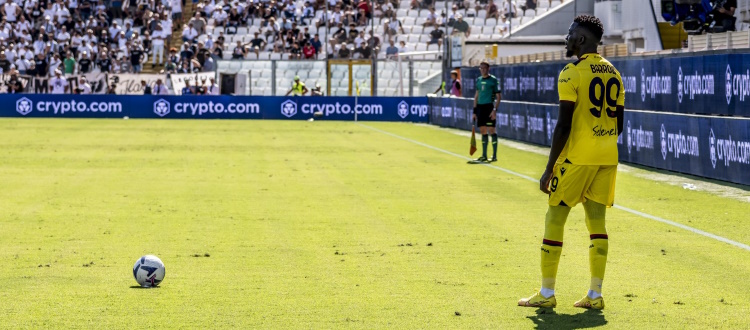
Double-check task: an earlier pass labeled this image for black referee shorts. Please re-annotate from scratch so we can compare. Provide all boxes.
[475,103,496,127]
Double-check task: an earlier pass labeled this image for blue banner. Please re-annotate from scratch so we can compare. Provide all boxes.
[462,53,750,117]
[1,95,430,122]
[428,97,750,185]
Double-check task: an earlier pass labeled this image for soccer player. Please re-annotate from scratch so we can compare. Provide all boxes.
[472,62,502,162]
[518,15,624,310]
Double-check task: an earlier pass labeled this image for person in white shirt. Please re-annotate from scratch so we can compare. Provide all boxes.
[33,34,46,54]
[117,31,128,51]
[211,8,227,26]
[204,0,215,15]
[78,77,92,94]
[17,29,32,43]
[153,79,169,95]
[15,15,31,32]
[171,0,183,25]
[152,24,166,66]
[83,29,97,45]
[207,77,219,95]
[181,23,198,42]
[109,22,122,39]
[56,26,71,43]
[5,45,16,62]
[48,53,62,76]
[14,57,29,74]
[4,0,20,23]
[49,70,68,94]
[161,17,173,36]
[56,6,70,25]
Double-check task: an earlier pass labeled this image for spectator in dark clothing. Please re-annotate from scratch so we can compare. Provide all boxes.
[78,52,94,73]
[96,53,112,73]
[338,42,351,58]
[0,52,11,72]
[180,43,195,60]
[712,0,737,32]
[142,80,152,94]
[7,73,24,93]
[34,54,49,77]
[427,27,444,51]
[311,34,322,54]
[130,46,145,73]
[249,32,267,58]
[520,0,537,12]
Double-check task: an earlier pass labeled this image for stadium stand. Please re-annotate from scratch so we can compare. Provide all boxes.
[2,0,748,95]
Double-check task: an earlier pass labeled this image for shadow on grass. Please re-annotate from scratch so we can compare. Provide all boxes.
[526,309,607,330]
[129,286,160,289]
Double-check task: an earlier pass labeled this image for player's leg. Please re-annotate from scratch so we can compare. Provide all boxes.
[479,121,490,160]
[574,165,617,310]
[487,125,498,162]
[518,205,570,308]
[478,105,491,161]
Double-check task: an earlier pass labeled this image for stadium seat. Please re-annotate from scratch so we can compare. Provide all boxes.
[511,17,522,27]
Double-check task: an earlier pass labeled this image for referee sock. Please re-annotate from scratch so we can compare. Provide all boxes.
[481,134,488,158]
[491,134,498,158]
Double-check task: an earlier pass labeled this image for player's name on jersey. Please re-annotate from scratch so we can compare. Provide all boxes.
[590,64,617,74]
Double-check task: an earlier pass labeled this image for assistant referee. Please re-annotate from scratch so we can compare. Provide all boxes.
[472,61,502,162]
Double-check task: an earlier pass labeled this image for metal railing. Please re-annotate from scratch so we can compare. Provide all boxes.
[216,59,442,96]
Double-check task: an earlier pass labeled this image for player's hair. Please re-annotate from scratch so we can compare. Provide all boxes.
[574,15,604,42]
[479,61,490,67]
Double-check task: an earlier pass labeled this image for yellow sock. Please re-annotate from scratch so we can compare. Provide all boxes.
[540,205,571,292]
[584,200,609,294]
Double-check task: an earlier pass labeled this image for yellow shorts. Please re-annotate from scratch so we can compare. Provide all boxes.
[548,163,617,207]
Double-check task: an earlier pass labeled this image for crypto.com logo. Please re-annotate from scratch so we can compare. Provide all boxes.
[397,101,409,119]
[627,120,632,154]
[726,64,732,105]
[709,128,717,169]
[153,99,170,117]
[281,100,297,118]
[16,97,33,116]
[677,67,683,103]
[660,124,668,160]
[641,68,646,102]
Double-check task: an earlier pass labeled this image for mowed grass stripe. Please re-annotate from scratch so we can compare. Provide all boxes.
[363,122,750,247]
[0,119,747,328]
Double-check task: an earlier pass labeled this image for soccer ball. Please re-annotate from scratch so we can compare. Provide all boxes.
[133,255,165,287]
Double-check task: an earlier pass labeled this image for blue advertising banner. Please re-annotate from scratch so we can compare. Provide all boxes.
[428,97,750,185]
[1,95,430,122]
[461,53,750,117]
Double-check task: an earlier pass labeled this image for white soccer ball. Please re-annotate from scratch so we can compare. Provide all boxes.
[133,255,166,287]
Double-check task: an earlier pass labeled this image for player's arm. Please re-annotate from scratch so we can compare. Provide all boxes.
[541,63,578,193]
[541,101,574,193]
[302,85,308,95]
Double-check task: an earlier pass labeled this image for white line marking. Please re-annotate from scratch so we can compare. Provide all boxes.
[359,123,750,252]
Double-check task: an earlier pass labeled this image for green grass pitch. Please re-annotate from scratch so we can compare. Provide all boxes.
[1,119,749,328]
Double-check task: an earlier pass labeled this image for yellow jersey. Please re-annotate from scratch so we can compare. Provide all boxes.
[557,53,625,165]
